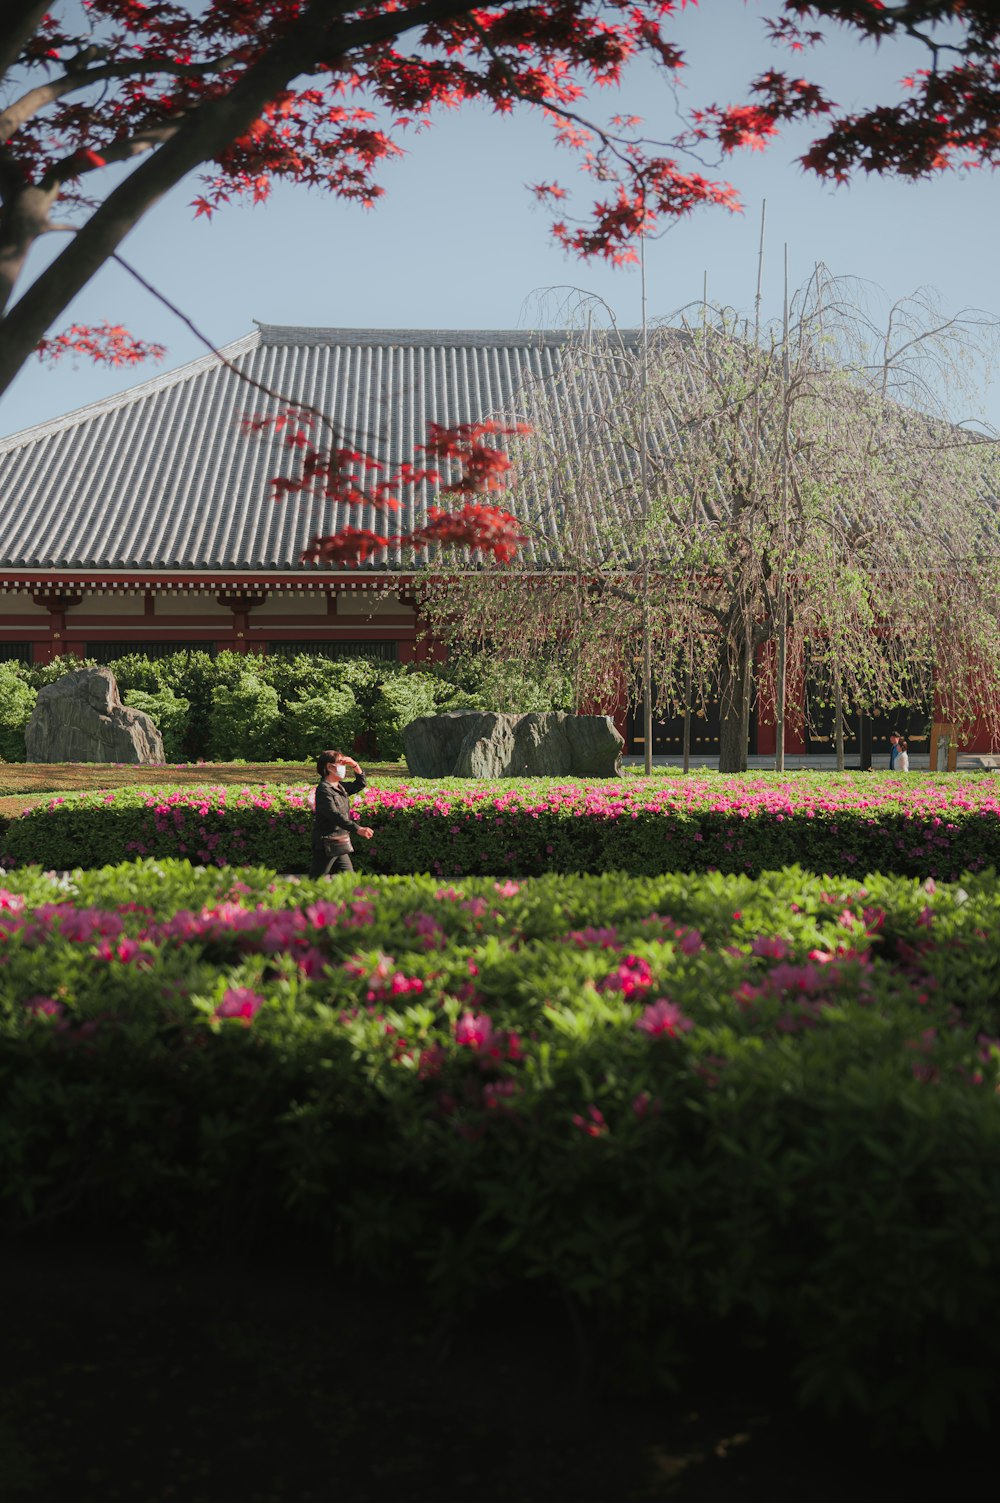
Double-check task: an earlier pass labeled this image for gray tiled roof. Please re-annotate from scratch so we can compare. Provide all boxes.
[0,325,583,573]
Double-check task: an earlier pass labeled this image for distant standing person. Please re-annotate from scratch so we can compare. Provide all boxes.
[310,749,373,877]
[888,732,901,770]
[895,737,910,773]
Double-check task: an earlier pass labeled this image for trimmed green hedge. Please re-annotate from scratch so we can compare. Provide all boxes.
[0,651,573,762]
[4,774,1000,879]
[2,861,1000,1444]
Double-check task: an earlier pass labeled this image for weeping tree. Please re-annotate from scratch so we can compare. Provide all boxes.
[415,324,716,741]
[418,278,1000,770]
[773,276,1000,765]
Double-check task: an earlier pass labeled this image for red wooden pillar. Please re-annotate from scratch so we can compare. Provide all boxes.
[31,591,81,663]
[217,592,266,656]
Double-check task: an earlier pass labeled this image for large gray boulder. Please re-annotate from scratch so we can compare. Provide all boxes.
[404,711,623,779]
[25,667,165,764]
[399,711,487,779]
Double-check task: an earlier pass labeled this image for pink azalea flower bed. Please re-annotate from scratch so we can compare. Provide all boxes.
[3,773,1000,878]
[2,859,1000,1443]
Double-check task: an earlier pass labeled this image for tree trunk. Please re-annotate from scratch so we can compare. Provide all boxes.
[834,671,845,772]
[718,631,752,773]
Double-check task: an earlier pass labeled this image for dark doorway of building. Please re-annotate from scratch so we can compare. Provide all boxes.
[804,659,932,759]
[626,695,757,758]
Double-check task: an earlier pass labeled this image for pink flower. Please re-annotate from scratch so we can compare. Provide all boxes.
[24,995,65,1020]
[677,929,704,955]
[483,1079,519,1108]
[214,986,265,1023]
[572,1105,607,1137]
[601,955,654,997]
[493,880,520,897]
[297,947,329,979]
[751,935,790,961]
[389,972,424,996]
[96,937,149,966]
[417,1044,446,1080]
[455,1011,496,1051]
[636,998,694,1039]
[565,926,620,949]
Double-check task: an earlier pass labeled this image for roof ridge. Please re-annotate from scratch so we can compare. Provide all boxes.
[0,329,262,450]
[253,323,641,349]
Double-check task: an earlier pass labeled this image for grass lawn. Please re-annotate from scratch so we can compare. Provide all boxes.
[0,760,409,817]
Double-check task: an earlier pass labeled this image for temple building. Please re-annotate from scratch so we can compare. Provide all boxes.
[0,325,977,758]
[0,325,565,670]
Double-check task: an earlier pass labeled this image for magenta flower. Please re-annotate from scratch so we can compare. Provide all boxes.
[601,955,654,997]
[417,1044,446,1080]
[24,995,65,1020]
[455,1011,496,1051]
[636,998,694,1039]
[95,936,149,966]
[571,1105,607,1137]
[483,1079,519,1109]
[751,935,791,960]
[214,986,265,1023]
[566,926,620,949]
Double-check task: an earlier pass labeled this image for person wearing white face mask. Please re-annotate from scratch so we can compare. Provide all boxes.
[310,748,373,878]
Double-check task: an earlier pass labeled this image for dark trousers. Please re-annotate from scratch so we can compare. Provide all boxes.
[309,846,355,879]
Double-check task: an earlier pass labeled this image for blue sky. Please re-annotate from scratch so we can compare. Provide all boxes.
[2,2,999,438]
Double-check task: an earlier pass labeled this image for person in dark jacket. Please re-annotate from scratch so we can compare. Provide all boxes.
[310,749,373,878]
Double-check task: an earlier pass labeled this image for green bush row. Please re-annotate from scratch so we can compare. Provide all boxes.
[2,861,1000,1444]
[4,778,1000,881]
[0,652,573,762]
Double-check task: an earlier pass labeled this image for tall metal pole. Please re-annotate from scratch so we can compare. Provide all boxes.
[815,263,846,771]
[736,201,767,773]
[775,242,790,772]
[754,201,766,345]
[683,270,707,775]
[640,222,653,775]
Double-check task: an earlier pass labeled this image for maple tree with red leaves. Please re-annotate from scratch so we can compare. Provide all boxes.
[34,318,165,367]
[0,1,997,566]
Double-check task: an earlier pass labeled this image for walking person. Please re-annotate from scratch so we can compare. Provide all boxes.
[888,732,901,770]
[310,749,373,878]
[895,737,910,773]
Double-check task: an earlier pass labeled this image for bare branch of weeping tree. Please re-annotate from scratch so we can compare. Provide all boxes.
[419,274,1000,765]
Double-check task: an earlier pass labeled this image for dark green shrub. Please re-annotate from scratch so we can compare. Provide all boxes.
[283,686,361,760]
[371,671,441,758]
[207,675,281,760]
[106,652,169,694]
[0,664,35,761]
[123,687,191,761]
[24,654,98,690]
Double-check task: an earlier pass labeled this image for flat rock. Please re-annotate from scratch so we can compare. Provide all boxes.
[25,667,165,764]
[403,711,622,778]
